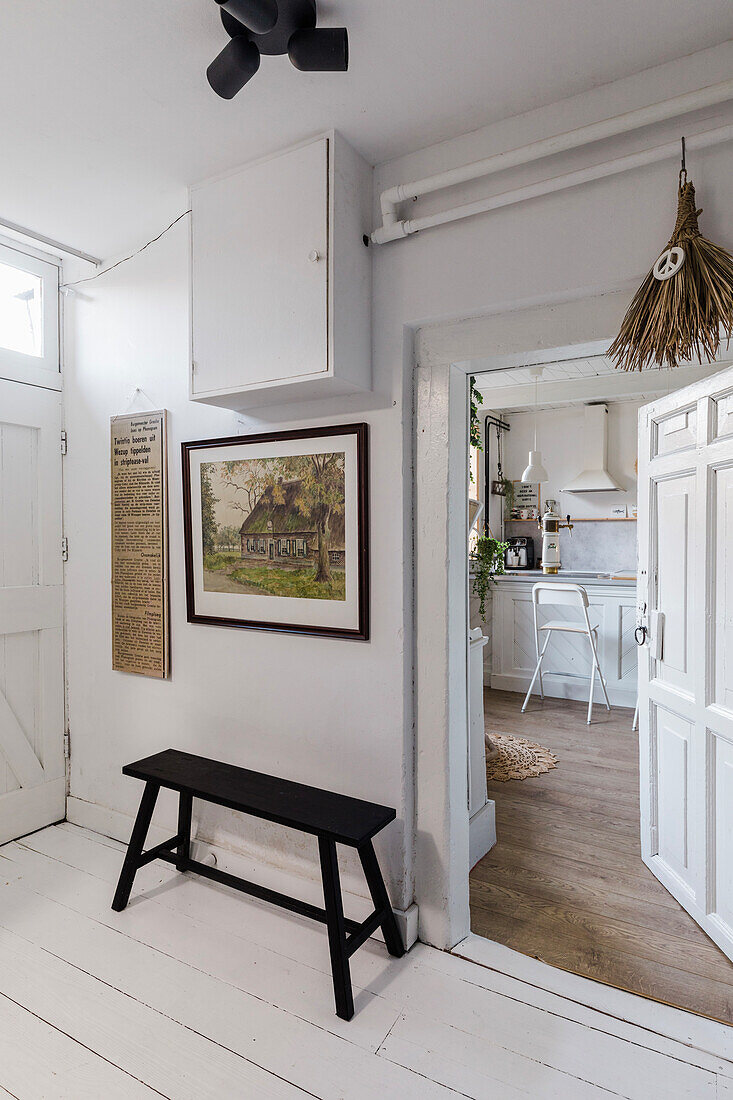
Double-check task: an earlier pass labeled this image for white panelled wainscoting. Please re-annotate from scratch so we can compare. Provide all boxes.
[1,823,733,1099]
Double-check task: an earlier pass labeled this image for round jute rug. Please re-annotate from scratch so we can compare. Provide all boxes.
[485,732,558,782]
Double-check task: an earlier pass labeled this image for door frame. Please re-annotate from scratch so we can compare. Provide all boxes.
[413,286,645,951]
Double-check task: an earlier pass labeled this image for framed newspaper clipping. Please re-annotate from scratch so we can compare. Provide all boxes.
[111,410,170,677]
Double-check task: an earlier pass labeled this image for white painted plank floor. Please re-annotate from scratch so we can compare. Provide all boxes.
[0,823,731,1099]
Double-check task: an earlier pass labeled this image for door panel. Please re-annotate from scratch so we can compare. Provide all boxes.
[713,388,733,442]
[0,379,64,844]
[0,422,39,586]
[714,464,733,712]
[653,403,697,456]
[654,705,693,890]
[639,363,733,959]
[653,474,695,693]
[712,731,733,936]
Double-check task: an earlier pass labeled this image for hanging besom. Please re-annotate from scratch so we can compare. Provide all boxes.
[610,137,733,371]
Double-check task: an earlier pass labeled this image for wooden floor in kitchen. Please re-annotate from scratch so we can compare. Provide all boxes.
[470,688,733,1025]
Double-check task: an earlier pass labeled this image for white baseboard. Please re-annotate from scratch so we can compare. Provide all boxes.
[469,799,496,869]
[66,796,419,949]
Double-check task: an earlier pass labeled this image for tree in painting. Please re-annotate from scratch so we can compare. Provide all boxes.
[218,460,283,521]
[200,466,219,555]
[291,453,345,583]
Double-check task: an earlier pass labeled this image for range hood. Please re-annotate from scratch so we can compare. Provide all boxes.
[563,404,623,494]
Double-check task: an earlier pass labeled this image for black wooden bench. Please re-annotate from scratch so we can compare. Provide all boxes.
[111,749,405,1020]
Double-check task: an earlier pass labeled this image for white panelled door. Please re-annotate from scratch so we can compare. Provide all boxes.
[0,378,64,844]
[637,362,733,958]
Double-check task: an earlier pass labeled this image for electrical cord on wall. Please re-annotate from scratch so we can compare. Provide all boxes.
[60,209,191,291]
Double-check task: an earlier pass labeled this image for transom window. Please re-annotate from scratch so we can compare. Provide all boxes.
[0,241,59,388]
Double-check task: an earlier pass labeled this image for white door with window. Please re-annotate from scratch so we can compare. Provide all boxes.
[638,362,733,958]
[0,243,64,844]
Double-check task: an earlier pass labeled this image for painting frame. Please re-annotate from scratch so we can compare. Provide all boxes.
[181,423,369,640]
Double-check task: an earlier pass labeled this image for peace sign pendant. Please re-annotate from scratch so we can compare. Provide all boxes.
[653,246,685,281]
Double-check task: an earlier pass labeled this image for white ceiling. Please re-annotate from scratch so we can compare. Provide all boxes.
[473,354,733,411]
[480,356,616,390]
[2,2,733,258]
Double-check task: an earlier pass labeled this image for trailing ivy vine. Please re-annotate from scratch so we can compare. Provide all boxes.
[471,534,508,617]
[469,377,483,481]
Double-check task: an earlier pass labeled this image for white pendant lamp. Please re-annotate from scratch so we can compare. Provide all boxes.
[521,367,548,483]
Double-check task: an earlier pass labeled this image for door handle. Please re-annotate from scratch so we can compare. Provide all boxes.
[634,625,647,646]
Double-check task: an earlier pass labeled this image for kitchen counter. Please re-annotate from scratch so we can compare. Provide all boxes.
[498,569,637,585]
[491,571,637,706]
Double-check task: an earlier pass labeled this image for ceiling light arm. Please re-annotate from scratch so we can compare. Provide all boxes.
[214,0,278,35]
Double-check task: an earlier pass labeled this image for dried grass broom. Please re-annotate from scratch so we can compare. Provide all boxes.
[609,157,733,372]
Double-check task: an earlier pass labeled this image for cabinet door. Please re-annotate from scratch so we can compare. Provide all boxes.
[192,137,328,396]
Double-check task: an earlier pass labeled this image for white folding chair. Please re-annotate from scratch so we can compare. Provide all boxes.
[521,582,611,725]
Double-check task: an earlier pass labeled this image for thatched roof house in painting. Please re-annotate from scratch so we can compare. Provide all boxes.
[239,479,345,566]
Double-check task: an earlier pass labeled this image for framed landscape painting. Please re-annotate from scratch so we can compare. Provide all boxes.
[182,424,369,639]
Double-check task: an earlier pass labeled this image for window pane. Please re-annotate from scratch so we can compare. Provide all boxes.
[0,261,43,357]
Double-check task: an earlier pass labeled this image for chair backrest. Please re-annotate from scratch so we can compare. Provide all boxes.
[531,581,589,609]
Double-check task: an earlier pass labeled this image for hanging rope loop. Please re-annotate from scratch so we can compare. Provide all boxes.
[671,181,702,242]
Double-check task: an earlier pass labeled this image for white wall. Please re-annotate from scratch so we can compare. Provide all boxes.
[63,218,413,907]
[501,402,642,519]
[63,40,733,932]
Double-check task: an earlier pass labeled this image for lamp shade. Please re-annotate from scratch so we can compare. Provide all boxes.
[521,450,548,483]
[207,36,260,98]
[289,27,348,70]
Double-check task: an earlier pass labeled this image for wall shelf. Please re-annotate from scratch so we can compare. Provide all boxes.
[506,517,637,523]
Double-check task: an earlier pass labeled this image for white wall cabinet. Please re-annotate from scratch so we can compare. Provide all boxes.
[190,132,372,412]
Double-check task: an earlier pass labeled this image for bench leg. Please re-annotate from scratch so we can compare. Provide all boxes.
[318,837,354,1021]
[111,781,160,912]
[358,840,405,958]
[177,792,192,872]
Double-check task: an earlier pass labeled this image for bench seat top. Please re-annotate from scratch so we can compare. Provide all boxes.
[123,749,396,847]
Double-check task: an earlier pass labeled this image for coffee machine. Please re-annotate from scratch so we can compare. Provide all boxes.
[505,536,535,570]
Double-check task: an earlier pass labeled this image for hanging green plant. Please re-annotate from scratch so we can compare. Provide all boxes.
[471,534,508,617]
[469,377,483,481]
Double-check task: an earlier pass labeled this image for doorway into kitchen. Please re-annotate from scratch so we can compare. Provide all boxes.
[466,349,733,1024]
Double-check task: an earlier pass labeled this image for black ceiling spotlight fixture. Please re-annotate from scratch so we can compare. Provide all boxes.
[207,0,348,99]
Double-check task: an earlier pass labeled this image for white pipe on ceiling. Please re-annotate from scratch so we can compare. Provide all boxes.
[371,78,733,245]
[372,122,733,244]
[0,216,101,266]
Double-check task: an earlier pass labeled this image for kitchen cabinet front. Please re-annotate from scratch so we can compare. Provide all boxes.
[491,575,637,707]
